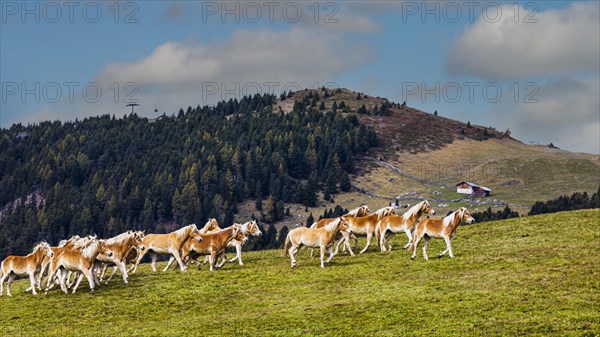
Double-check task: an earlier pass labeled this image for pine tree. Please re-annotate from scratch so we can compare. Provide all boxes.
[306,213,315,227]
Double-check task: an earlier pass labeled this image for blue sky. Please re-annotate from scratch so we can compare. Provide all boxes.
[1,1,598,153]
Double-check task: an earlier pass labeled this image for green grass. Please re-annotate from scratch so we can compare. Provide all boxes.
[2,210,599,336]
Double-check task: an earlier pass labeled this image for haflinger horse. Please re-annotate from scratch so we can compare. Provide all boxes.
[336,206,396,254]
[130,224,200,273]
[94,230,145,285]
[37,235,96,292]
[376,200,436,252]
[309,205,371,257]
[167,224,245,271]
[284,217,350,268]
[410,207,475,260]
[226,220,262,265]
[0,242,53,296]
[45,238,114,294]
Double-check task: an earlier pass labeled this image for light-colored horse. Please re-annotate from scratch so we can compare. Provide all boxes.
[130,224,200,273]
[336,206,396,254]
[0,242,53,296]
[284,217,350,268]
[376,200,436,252]
[45,238,113,294]
[226,220,262,265]
[167,224,245,271]
[95,230,145,285]
[411,207,475,260]
[309,205,371,257]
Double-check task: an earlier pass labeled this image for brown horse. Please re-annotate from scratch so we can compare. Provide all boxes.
[337,206,396,254]
[45,238,113,294]
[411,207,475,260]
[309,205,371,257]
[284,217,350,268]
[167,224,245,271]
[96,230,145,285]
[226,220,262,265]
[1,242,53,296]
[376,200,435,252]
[130,224,200,273]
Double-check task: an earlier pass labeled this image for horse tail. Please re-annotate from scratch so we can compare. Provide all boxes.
[282,232,291,257]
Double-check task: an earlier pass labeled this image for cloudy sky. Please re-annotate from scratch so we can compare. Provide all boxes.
[1,1,598,153]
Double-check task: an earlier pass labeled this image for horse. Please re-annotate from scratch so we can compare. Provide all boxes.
[95,230,145,285]
[226,220,262,265]
[375,200,436,252]
[336,206,396,254]
[410,207,475,260]
[0,242,53,296]
[309,205,371,257]
[166,224,245,271]
[129,224,200,273]
[45,238,114,294]
[284,217,350,268]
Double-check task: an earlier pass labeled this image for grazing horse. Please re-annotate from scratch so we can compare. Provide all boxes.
[0,242,53,296]
[130,224,200,273]
[337,206,396,254]
[45,238,114,294]
[167,224,245,271]
[309,205,371,257]
[376,200,436,252]
[96,230,145,285]
[226,220,262,265]
[411,207,475,260]
[284,217,350,268]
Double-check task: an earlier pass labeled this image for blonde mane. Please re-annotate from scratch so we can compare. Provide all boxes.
[324,217,342,230]
[31,241,50,254]
[403,201,426,220]
[374,207,394,221]
[81,239,100,259]
[175,224,197,240]
[107,231,134,246]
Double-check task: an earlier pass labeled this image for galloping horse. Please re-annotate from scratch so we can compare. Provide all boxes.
[226,220,262,265]
[0,242,53,296]
[45,238,113,294]
[411,207,475,260]
[375,200,435,252]
[284,217,350,268]
[309,205,371,257]
[96,230,145,285]
[337,206,396,254]
[130,224,200,273]
[167,224,245,271]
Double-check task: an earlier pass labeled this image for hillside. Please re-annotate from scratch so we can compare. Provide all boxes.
[1,88,598,254]
[1,210,599,336]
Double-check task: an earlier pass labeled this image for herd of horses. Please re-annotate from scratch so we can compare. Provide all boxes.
[0,201,475,297]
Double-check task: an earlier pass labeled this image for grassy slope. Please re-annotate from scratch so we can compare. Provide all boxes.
[2,210,599,336]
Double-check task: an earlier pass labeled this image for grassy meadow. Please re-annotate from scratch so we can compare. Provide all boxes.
[1,209,599,336]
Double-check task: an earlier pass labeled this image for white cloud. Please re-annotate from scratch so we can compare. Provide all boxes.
[446,2,600,80]
[19,27,372,124]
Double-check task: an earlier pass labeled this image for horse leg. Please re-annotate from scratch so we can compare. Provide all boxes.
[320,245,326,268]
[403,229,413,250]
[0,271,7,296]
[352,233,358,250]
[170,249,187,272]
[150,253,158,272]
[106,266,118,284]
[81,268,95,293]
[446,237,454,258]
[209,252,217,271]
[72,273,85,294]
[6,274,16,297]
[411,230,424,260]
[325,246,335,263]
[422,236,431,260]
[289,245,299,268]
[360,232,373,254]
[379,228,388,252]
[235,244,244,265]
[29,271,38,295]
[335,236,345,255]
[129,248,148,274]
[119,261,129,284]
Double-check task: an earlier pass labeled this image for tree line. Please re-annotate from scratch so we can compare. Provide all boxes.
[528,188,600,216]
[0,92,378,257]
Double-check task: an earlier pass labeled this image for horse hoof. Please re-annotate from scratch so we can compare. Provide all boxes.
[410,256,415,260]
